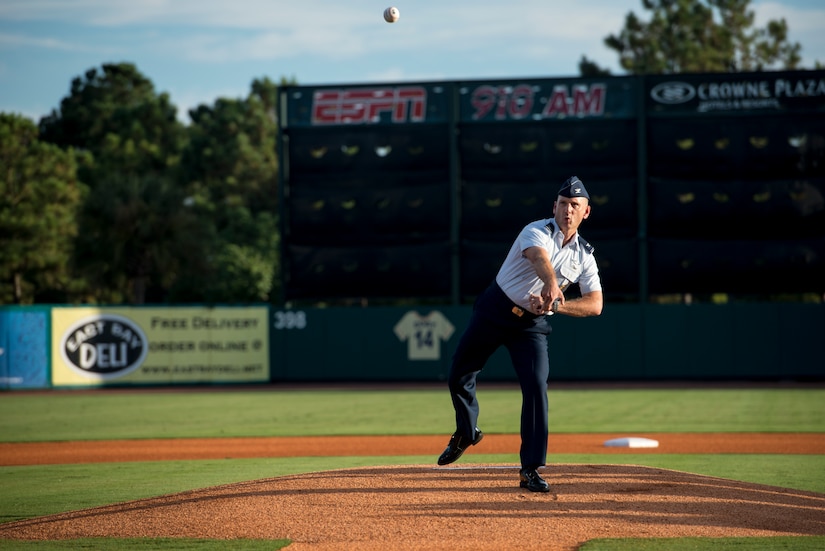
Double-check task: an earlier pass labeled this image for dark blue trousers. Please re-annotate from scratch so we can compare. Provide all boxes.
[447,282,551,470]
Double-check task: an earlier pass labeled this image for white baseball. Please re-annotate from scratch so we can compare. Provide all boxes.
[383,6,400,23]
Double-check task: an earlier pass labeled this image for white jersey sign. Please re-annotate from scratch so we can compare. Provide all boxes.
[393,311,455,361]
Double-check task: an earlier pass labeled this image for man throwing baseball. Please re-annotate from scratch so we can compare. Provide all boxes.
[437,175,603,492]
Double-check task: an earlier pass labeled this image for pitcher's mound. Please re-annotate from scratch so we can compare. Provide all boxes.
[2,464,824,551]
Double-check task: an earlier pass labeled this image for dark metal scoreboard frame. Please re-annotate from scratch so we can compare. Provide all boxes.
[277,71,825,306]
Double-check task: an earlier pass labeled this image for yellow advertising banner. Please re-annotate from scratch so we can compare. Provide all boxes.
[51,307,269,386]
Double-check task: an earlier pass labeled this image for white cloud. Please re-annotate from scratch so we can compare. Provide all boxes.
[0,31,91,52]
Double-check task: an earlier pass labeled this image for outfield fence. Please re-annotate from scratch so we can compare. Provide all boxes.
[1,303,822,389]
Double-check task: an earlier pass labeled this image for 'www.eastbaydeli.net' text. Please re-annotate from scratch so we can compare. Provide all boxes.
[140,364,263,374]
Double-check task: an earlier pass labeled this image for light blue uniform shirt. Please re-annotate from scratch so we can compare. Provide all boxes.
[495,218,602,311]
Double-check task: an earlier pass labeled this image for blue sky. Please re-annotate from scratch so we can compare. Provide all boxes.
[1,0,823,123]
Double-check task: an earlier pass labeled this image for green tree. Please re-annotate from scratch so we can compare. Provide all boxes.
[173,78,282,303]
[37,63,200,304]
[72,172,208,304]
[39,62,185,181]
[580,0,803,75]
[0,114,89,304]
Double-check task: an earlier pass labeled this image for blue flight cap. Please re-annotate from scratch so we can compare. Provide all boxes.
[558,176,590,200]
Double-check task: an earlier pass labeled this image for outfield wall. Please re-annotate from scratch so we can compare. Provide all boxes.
[1,303,822,389]
[270,303,824,382]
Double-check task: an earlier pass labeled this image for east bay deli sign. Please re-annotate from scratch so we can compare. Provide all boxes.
[51,306,269,386]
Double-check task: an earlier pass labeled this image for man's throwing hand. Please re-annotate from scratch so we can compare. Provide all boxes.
[529,294,562,315]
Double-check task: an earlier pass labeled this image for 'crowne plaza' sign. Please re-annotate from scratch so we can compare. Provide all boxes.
[647,71,825,114]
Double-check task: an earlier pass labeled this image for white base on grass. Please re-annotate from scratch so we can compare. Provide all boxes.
[604,437,659,448]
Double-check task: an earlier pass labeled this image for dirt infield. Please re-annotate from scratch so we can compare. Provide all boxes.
[1,432,824,465]
[1,433,824,550]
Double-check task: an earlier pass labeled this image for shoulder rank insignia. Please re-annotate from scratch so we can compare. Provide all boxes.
[578,235,595,254]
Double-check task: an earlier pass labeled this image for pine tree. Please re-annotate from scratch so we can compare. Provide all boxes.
[579,0,803,75]
[0,114,89,303]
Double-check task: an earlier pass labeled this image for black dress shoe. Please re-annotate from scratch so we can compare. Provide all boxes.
[519,468,550,493]
[437,428,484,465]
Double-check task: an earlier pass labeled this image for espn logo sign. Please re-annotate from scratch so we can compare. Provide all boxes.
[312,87,428,125]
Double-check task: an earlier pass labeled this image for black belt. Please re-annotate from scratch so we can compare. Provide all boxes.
[510,304,535,319]
[489,282,539,320]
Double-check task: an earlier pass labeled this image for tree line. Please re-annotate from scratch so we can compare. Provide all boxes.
[1,0,813,305]
[2,64,286,305]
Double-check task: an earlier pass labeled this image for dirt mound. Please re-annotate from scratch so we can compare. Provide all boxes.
[2,464,824,551]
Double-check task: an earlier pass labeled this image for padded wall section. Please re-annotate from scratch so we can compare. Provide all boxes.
[459,120,637,182]
[288,126,449,175]
[648,238,825,294]
[459,238,639,299]
[287,243,451,299]
[458,119,639,299]
[591,238,640,297]
[648,177,825,239]
[289,182,450,245]
[284,125,451,300]
[647,113,825,294]
[459,240,511,298]
[647,116,825,180]
[461,178,637,241]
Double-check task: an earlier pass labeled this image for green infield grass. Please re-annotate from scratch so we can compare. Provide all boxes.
[1,387,823,441]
